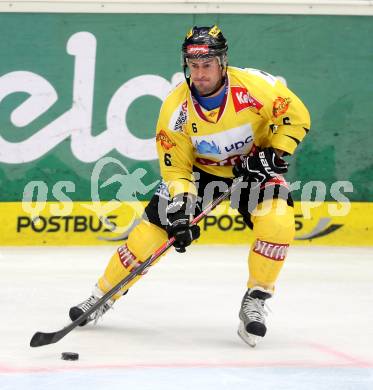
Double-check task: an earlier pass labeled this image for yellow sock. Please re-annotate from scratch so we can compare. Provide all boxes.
[98,220,168,300]
[247,198,295,292]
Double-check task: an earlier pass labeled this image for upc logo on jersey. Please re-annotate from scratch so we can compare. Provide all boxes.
[231,86,263,113]
[195,140,221,155]
[192,125,254,164]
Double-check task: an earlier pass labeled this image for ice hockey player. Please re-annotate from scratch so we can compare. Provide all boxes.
[69,25,310,347]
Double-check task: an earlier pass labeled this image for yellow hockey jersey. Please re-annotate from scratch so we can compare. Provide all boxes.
[155,66,310,198]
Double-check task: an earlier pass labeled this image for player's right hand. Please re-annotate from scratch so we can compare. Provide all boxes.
[233,147,288,185]
[166,193,200,253]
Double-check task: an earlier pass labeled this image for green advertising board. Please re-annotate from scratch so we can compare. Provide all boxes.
[0,13,372,202]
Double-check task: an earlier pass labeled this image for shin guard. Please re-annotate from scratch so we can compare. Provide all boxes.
[247,199,295,291]
[98,221,168,300]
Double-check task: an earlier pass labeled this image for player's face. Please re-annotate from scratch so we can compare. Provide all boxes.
[188,58,225,96]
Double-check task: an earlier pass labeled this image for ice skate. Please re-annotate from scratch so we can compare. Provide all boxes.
[69,284,116,326]
[237,286,272,347]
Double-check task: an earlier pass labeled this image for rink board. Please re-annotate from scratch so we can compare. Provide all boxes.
[0,14,372,203]
[0,201,371,246]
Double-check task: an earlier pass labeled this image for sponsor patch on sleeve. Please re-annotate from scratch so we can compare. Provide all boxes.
[272,97,291,118]
[156,130,176,150]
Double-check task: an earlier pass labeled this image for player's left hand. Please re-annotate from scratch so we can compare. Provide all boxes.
[166,193,200,253]
[233,147,288,185]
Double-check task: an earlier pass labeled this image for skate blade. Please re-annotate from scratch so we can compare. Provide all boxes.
[237,321,260,348]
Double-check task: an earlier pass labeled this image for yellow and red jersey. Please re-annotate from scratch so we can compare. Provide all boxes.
[156,66,310,198]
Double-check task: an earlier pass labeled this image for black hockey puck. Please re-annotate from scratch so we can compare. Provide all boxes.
[61,352,79,361]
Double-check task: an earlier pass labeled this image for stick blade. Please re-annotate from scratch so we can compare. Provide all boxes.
[30,331,60,347]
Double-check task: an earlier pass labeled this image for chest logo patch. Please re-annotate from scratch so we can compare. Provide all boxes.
[195,140,221,155]
[231,86,263,113]
[192,124,254,160]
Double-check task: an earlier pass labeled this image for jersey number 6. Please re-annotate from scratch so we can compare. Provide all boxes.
[164,153,172,166]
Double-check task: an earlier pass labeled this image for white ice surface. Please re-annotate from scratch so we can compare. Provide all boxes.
[1,245,373,389]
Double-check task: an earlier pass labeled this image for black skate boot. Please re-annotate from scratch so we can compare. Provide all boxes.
[237,286,272,347]
[69,284,117,326]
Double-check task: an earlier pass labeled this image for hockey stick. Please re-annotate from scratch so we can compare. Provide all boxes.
[30,177,244,348]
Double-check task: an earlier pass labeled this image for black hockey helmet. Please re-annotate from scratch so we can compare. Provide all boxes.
[182,25,228,70]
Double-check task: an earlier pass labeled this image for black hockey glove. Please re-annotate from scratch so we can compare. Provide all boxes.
[233,147,289,186]
[166,193,200,253]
